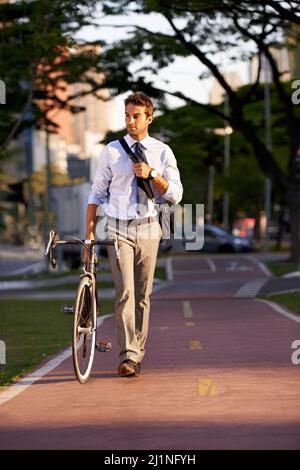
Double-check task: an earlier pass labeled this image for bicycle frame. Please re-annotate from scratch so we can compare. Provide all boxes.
[45,230,120,382]
[45,230,120,271]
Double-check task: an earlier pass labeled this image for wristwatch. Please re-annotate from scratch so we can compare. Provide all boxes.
[149,168,158,180]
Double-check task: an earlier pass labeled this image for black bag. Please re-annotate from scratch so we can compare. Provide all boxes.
[119,137,174,235]
[119,137,154,199]
[158,201,175,238]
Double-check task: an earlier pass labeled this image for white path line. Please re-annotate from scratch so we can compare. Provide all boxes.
[0,314,113,406]
[166,257,174,281]
[235,278,268,298]
[256,299,300,324]
[206,258,217,272]
[283,271,300,279]
[174,269,212,274]
[264,288,300,296]
[246,256,272,277]
[152,282,169,294]
[183,300,193,319]
[9,261,45,276]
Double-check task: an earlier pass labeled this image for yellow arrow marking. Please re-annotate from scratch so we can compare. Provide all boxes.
[185,321,195,327]
[189,340,202,350]
[198,379,217,397]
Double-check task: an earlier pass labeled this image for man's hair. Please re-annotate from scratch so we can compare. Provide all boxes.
[124,92,154,117]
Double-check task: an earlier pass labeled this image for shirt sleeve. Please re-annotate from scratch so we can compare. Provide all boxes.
[88,146,112,205]
[161,145,183,205]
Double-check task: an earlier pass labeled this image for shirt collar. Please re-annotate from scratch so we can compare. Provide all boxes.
[125,133,151,150]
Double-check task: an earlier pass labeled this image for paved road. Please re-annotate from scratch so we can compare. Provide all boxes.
[0,254,300,449]
[0,244,45,276]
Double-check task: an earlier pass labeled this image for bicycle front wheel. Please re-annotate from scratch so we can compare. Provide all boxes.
[72,275,97,383]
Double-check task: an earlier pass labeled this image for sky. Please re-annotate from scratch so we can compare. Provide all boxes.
[77,8,252,129]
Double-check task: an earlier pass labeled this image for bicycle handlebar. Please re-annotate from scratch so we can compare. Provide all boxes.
[45,230,120,270]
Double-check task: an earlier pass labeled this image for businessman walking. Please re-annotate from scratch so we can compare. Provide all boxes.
[85,92,183,377]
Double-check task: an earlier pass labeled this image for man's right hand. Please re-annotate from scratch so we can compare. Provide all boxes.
[84,203,98,266]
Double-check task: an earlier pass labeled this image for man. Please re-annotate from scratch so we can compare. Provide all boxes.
[85,92,183,377]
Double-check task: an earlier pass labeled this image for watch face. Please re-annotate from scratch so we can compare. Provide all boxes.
[151,169,158,178]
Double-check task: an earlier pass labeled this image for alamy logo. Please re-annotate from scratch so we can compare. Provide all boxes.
[0,340,6,369]
[291,340,300,365]
[95,201,205,251]
[291,80,300,105]
[0,80,6,104]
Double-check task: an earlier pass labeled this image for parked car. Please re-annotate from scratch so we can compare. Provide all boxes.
[185,224,254,253]
[201,224,255,253]
[232,217,256,238]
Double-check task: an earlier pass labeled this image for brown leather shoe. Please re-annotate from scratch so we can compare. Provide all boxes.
[118,359,138,377]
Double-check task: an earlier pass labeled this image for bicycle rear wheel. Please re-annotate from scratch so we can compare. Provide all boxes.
[72,275,97,383]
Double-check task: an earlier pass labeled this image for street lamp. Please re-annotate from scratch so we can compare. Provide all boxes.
[206,164,215,225]
[213,117,233,231]
[263,53,272,254]
[223,94,230,231]
[205,124,233,226]
[43,122,53,271]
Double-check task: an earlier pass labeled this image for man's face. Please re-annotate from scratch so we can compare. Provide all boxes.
[125,103,153,138]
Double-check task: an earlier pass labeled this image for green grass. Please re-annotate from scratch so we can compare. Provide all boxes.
[35,281,115,291]
[0,298,114,387]
[154,266,166,280]
[266,293,300,315]
[37,272,165,290]
[0,269,82,282]
[265,261,299,277]
[1,266,166,283]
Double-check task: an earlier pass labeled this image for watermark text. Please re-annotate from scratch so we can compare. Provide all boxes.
[0,80,6,104]
[291,80,300,105]
[291,339,300,365]
[0,340,6,370]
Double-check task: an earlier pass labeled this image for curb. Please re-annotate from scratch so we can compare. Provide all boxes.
[256,298,300,324]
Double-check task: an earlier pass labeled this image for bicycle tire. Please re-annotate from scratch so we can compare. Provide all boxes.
[72,275,97,383]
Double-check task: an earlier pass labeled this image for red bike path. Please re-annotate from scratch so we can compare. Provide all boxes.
[0,255,300,450]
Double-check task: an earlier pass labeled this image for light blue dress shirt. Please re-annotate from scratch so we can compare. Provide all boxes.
[88,133,183,220]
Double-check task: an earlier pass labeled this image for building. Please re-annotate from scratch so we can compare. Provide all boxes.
[209,71,242,105]
[45,47,120,181]
[249,47,291,83]
[286,24,300,78]
[4,45,120,181]
[249,26,300,84]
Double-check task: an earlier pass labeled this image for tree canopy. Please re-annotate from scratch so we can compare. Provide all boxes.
[0,0,105,154]
[1,0,300,258]
[94,0,300,259]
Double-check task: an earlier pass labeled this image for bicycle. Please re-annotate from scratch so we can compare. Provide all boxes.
[45,230,120,384]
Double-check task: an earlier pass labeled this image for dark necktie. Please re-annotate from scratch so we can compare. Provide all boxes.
[134,142,152,211]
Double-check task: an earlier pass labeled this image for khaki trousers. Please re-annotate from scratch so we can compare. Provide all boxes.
[106,217,162,363]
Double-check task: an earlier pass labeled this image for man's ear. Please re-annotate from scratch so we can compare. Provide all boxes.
[148,115,154,125]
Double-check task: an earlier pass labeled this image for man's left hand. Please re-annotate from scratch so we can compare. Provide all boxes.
[133,162,151,179]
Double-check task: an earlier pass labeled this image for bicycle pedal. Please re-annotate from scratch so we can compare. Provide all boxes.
[61,304,74,314]
[95,341,112,352]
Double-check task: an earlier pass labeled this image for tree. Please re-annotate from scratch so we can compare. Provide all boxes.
[104,78,295,233]
[92,0,300,260]
[263,0,300,25]
[0,0,105,154]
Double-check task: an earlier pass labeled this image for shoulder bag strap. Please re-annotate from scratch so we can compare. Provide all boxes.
[118,138,154,199]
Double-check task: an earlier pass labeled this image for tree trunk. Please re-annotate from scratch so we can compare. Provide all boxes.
[288,183,300,262]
